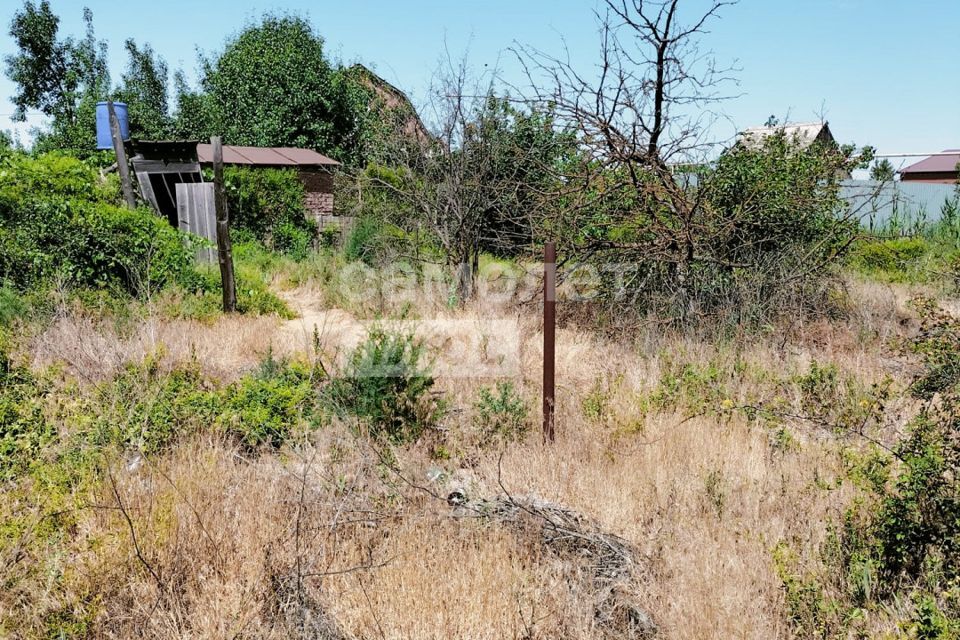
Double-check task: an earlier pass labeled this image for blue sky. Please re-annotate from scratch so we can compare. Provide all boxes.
[1,0,958,170]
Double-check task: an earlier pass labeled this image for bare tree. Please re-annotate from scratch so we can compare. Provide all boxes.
[515,0,873,324]
[515,1,738,298]
[375,53,573,303]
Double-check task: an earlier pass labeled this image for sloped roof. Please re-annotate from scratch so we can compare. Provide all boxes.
[347,64,433,145]
[195,144,339,167]
[737,121,833,149]
[900,150,960,175]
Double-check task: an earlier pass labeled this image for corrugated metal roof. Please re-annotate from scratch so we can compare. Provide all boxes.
[900,150,960,175]
[195,144,339,167]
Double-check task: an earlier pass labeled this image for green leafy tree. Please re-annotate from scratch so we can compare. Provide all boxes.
[375,56,577,301]
[4,1,109,153]
[178,14,367,163]
[116,39,172,140]
[871,158,895,181]
[474,96,577,255]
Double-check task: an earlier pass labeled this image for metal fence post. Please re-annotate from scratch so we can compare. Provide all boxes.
[543,241,556,443]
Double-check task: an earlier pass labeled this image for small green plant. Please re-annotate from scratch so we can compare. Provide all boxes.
[343,216,383,265]
[218,352,322,449]
[326,324,442,442]
[647,359,725,414]
[0,284,27,326]
[474,381,529,442]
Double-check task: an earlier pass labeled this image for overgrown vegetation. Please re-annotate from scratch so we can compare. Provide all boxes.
[772,299,960,638]
[2,0,960,637]
[223,166,317,259]
[474,381,530,442]
[0,150,195,294]
[327,324,442,443]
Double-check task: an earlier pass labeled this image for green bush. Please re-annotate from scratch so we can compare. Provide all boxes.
[0,284,27,327]
[847,237,932,282]
[343,215,383,265]
[0,151,196,295]
[218,353,322,448]
[775,298,960,638]
[223,166,316,258]
[0,338,56,481]
[161,258,294,321]
[474,381,529,442]
[326,324,442,442]
[567,130,872,326]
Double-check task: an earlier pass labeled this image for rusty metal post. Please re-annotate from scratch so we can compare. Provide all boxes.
[543,241,556,443]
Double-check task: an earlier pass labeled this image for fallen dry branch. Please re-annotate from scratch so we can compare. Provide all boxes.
[449,488,657,639]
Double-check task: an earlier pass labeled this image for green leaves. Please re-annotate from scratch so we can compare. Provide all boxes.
[0,151,195,295]
[223,166,315,258]
[116,39,172,140]
[326,324,442,443]
[5,1,110,153]
[187,14,366,163]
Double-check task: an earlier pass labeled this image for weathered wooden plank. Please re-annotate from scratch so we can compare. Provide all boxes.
[210,136,237,313]
[176,182,217,263]
[131,159,201,174]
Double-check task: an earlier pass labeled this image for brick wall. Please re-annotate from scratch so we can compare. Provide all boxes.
[299,169,335,223]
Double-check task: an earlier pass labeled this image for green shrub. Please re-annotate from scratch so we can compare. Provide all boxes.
[0,341,56,481]
[326,324,442,442]
[908,296,960,399]
[474,381,529,441]
[161,262,294,321]
[87,355,219,455]
[343,215,383,265]
[776,298,960,638]
[0,151,196,295]
[218,353,322,448]
[223,166,316,257]
[875,408,960,586]
[847,237,931,282]
[0,284,27,326]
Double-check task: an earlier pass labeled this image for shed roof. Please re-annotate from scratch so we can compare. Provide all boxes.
[738,121,833,149]
[900,150,960,175]
[195,144,340,167]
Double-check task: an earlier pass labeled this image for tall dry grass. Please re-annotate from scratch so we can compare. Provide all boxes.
[1,275,922,638]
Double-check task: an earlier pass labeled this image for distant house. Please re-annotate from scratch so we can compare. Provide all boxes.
[736,121,850,178]
[899,150,960,184]
[737,121,838,150]
[347,64,433,146]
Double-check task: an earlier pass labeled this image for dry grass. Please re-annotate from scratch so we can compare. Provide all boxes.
[1,276,923,638]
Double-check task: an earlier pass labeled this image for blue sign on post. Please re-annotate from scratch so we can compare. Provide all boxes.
[95,101,129,149]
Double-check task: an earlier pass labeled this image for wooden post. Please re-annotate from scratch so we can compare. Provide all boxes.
[543,241,556,443]
[211,136,237,313]
[107,100,136,209]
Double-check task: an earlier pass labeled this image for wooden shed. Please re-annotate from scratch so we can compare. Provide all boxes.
[131,141,340,233]
[195,144,340,223]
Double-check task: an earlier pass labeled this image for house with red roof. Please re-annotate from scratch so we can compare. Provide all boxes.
[899,150,960,184]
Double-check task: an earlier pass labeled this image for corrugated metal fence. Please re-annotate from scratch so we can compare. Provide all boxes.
[840,180,957,231]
